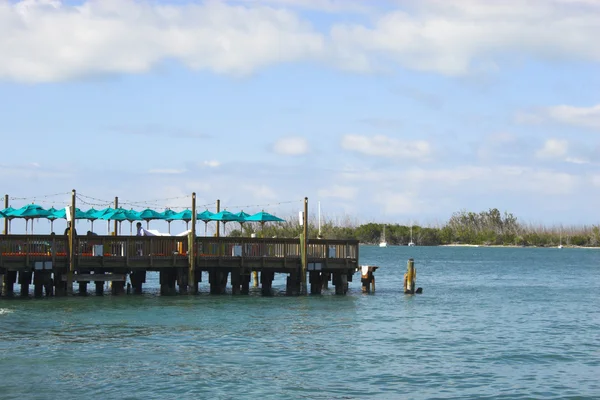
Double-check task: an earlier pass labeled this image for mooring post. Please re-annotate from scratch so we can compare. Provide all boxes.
[3,194,8,235]
[19,271,32,298]
[404,258,416,294]
[261,271,274,296]
[188,192,197,294]
[2,271,16,297]
[300,197,308,294]
[309,270,322,295]
[252,270,259,287]
[66,189,76,295]
[215,199,220,238]
[360,266,378,293]
[113,196,119,235]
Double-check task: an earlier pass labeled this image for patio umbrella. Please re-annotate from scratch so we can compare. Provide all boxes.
[1,206,16,234]
[234,211,251,234]
[9,204,51,234]
[84,207,99,232]
[244,211,285,236]
[138,208,165,229]
[197,209,214,236]
[46,206,59,233]
[161,208,177,234]
[99,208,141,235]
[168,209,193,231]
[209,210,241,236]
[91,207,116,234]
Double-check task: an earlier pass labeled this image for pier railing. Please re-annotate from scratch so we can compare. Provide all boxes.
[0,234,358,270]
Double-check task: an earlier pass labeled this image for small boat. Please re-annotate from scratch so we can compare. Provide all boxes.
[379,225,387,247]
[558,231,563,249]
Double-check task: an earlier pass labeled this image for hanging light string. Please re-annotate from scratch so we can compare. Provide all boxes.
[224,199,302,211]
[5,192,302,213]
[9,191,71,202]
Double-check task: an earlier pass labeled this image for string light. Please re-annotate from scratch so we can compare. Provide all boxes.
[9,192,70,202]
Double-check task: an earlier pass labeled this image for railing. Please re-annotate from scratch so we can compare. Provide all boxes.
[0,235,359,267]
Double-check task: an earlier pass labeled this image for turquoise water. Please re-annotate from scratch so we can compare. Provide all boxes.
[1,246,599,399]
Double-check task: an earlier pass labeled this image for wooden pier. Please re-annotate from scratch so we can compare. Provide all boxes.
[0,234,359,297]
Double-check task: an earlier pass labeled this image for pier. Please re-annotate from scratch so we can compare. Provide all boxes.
[0,234,359,297]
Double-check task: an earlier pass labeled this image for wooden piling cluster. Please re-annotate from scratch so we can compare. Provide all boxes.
[0,234,359,298]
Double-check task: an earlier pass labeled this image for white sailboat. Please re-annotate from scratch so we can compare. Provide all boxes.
[379,225,387,247]
[558,230,563,249]
[408,225,415,247]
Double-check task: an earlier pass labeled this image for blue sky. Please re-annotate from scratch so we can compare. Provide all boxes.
[1,0,600,234]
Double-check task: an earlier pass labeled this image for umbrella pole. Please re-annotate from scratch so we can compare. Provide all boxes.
[147,220,150,230]
[168,221,171,235]
[51,219,54,233]
[91,220,94,232]
[204,222,207,237]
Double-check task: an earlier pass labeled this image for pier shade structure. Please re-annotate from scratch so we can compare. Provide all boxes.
[0,234,359,297]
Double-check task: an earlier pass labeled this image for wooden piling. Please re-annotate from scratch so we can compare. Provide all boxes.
[19,271,32,298]
[333,272,348,295]
[66,189,76,296]
[300,197,308,294]
[322,273,330,290]
[360,266,378,294]
[188,192,197,294]
[2,270,16,297]
[309,271,322,294]
[177,268,189,294]
[286,270,301,296]
[261,271,274,296]
[130,270,145,294]
[252,270,259,288]
[3,194,8,235]
[241,273,250,295]
[78,281,88,296]
[231,268,241,295]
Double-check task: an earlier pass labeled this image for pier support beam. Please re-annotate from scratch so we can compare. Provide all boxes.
[209,270,229,295]
[322,273,330,291]
[286,270,301,296]
[94,272,105,296]
[160,270,177,296]
[54,271,67,296]
[2,270,16,297]
[241,273,250,295]
[260,271,274,296]
[309,271,323,295]
[231,268,241,295]
[333,272,348,295]
[177,268,188,294]
[34,270,53,298]
[19,271,32,298]
[78,281,88,296]
[130,271,145,294]
[360,266,378,294]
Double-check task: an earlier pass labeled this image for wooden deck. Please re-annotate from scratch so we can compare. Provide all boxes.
[0,234,360,296]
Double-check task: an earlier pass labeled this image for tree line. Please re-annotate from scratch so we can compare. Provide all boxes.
[228,208,600,247]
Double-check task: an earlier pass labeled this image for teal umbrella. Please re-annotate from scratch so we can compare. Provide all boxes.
[9,204,51,234]
[234,211,251,234]
[245,211,285,235]
[168,209,193,231]
[46,206,59,232]
[139,208,165,229]
[161,208,177,234]
[52,207,88,220]
[1,206,16,234]
[99,208,140,235]
[91,207,115,234]
[84,207,99,232]
[209,210,241,236]
[197,209,214,236]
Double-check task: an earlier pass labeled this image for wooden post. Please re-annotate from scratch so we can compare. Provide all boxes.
[95,272,105,295]
[252,270,259,287]
[404,258,416,294]
[66,189,76,295]
[3,194,8,235]
[215,199,220,237]
[113,196,118,235]
[19,271,32,298]
[301,197,308,294]
[189,192,197,294]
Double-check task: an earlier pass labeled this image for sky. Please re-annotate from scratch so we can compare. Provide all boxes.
[1,0,600,234]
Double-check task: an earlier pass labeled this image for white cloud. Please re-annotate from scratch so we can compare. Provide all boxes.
[147,168,186,174]
[535,139,569,159]
[543,104,600,130]
[203,160,221,168]
[272,136,309,155]
[341,134,431,159]
[0,0,324,82]
[317,185,357,200]
[3,0,600,82]
[329,0,600,75]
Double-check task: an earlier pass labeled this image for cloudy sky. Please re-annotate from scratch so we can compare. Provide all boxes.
[1,0,600,234]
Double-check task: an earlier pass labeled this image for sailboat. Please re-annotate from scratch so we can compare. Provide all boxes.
[558,230,563,249]
[408,225,415,247]
[379,225,387,247]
